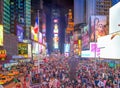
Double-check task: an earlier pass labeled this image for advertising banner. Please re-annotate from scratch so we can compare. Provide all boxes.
[0,49,6,60]
[31,26,39,41]
[18,43,28,58]
[0,25,3,46]
[90,16,108,42]
[82,25,90,50]
[64,44,70,53]
[97,32,120,59]
[17,25,24,42]
[109,2,120,34]
[39,32,42,43]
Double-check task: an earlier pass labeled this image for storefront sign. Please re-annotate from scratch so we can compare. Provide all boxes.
[18,43,28,58]
[0,25,3,46]
[0,50,6,60]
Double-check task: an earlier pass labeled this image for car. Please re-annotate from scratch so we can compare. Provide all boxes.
[0,73,4,77]
[0,76,8,85]
[7,70,19,76]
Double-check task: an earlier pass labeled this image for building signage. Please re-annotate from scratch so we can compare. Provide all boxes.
[0,50,6,60]
[18,43,28,58]
[0,25,3,46]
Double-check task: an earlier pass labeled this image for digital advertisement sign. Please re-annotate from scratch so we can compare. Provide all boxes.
[109,2,120,34]
[31,26,39,41]
[64,44,70,53]
[90,16,108,42]
[17,25,24,42]
[39,32,42,43]
[18,43,28,58]
[0,25,3,46]
[82,25,90,50]
[97,32,120,59]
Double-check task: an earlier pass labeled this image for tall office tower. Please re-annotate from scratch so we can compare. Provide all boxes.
[74,0,85,25]
[51,8,60,51]
[74,0,112,24]
[3,0,10,33]
[111,0,120,6]
[95,0,111,15]
[10,0,31,38]
[24,0,31,39]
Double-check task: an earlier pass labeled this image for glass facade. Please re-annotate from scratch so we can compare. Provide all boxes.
[24,0,31,39]
[3,0,10,33]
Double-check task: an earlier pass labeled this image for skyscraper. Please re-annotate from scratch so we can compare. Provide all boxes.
[10,0,31,38]
[3,0,10,33]
[74,0,112,24]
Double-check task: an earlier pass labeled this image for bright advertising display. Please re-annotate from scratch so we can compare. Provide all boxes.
[32,42,39,54]
[109,2,120,34]
[31,17,39,41]
[90,16,108,42]
[0,25,3,46]
[39,32,42,43]
[17,25,24,42]
[28,44,32,58]
[18,43,28,58]
[97,32,120,59]
[0,50,6,60]
[64,44,70,53]
[81,42,100,58]
[53,24,59,34]
[53,19,59,49]
[82,25,90,50]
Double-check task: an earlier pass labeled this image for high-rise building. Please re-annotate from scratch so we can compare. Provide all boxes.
[10,0,31,38]
[3,0,10,33]
[51,8,60,51]
[24,0,31,39]
[74,0,112,24]
[95,0,111,15]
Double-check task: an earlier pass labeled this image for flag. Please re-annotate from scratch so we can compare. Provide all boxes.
[34,17,39,34]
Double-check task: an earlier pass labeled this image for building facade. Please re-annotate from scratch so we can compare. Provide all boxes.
[74,0,112,24]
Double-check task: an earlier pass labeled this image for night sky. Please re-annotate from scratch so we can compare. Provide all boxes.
[32,0,73,54]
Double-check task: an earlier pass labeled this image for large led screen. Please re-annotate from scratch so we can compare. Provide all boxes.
[0,25,3,46]
[17,25,24,42]
[90,16,108,42]
[82,25,90,50]
[109,2,120,34]
[64,44,70,53]
[97,32,120,59]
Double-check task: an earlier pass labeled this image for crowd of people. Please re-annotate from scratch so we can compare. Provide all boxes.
[30,56,120,88]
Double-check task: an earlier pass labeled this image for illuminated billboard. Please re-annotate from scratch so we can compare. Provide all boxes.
[90,16,108,42]
[97,32,120,59]
[17,25,24,42]
[31,26,38,41]
[82,25,90,50]
[0,25,3,46]
[109,2,120,34]
[53,24,59,33]
[0,50,6,60]
[64,44,70,53]
[18,43,28,58]
[39,32,42,43]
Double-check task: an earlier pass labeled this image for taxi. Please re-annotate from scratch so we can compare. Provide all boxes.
[0,76,8,85]
[0,73,4,77]
[7,70,19,76]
